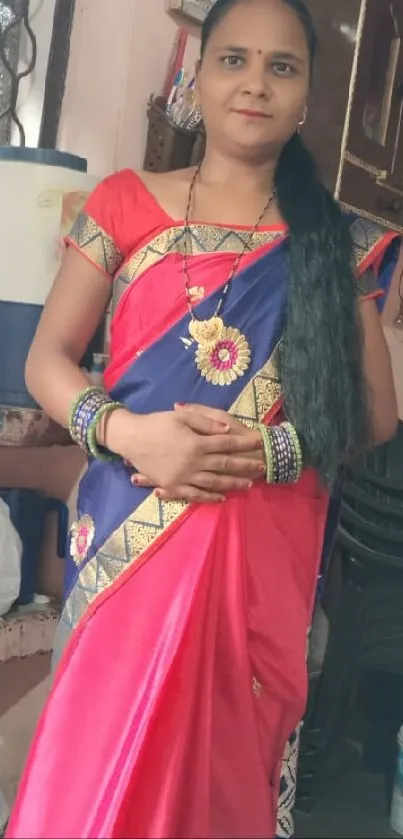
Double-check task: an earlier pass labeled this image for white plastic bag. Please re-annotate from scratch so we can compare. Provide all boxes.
[0,498,22,617]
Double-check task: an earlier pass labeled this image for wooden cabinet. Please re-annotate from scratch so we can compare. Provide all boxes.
[347,0,403,187]
[304,0,403,232]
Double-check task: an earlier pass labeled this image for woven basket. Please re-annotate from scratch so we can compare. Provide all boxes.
[144,96,204,172]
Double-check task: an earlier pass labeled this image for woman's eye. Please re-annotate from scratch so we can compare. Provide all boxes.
[222,55,243,67]
[272,62,295,76]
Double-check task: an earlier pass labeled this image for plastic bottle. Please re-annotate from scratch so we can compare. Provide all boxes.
[89,353,107,386]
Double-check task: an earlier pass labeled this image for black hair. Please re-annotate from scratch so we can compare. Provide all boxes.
[200,0,369,486]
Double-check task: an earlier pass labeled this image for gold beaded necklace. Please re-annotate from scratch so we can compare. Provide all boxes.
[183,162,276,386]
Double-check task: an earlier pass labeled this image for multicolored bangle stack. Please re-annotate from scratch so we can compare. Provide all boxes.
[68,386,122,461]
[258,421,304,485]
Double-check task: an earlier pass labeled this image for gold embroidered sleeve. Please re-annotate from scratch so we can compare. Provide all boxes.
[356,267,380,299]
[67,212,124,277]
[349,216,388,273]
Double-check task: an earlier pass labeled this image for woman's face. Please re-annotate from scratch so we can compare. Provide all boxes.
[197,0,310,159]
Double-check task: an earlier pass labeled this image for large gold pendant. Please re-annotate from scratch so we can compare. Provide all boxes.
[195,325,251,386]
[189,316,223,349]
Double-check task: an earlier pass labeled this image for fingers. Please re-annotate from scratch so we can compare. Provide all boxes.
[191,472,255,492]
[203,454,265,479]
[176,403,247,436]
[130,453,265,491]
[131,465,263,490]
[131,473,153,487]
[130,474,225,502]
[203,432,263,455]
[156,485,225,504]
[177,406,230,436]
[175,402,231,429]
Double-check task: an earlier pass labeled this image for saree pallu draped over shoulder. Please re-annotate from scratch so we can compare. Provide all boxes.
[7,175,400,839]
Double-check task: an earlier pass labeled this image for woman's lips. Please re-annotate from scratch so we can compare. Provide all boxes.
[233,109,271,119]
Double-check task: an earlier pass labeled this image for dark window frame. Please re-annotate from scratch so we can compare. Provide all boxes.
[39,0,76,149]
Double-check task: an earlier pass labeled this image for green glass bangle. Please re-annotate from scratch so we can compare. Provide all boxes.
[259,422,305,485]
[67,386,106,438]
[281,421,304,481]
[258,424,275,484]
[87,401,123,462]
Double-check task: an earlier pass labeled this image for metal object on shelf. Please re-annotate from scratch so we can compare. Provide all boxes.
[145,95,205,172]
[0,0,37,146]
[167,0,214,24]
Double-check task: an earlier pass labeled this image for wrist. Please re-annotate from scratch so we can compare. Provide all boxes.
[100,407,143,459]
[258,422,304,485]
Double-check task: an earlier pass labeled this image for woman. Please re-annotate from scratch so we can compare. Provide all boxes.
[8,0,398,837]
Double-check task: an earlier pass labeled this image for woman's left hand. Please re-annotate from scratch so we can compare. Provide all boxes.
[128,403,264,502]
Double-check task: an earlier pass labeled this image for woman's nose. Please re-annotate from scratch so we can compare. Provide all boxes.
[242,64,271,99]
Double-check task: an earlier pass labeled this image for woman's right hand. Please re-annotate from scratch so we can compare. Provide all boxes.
[103,408,265,503]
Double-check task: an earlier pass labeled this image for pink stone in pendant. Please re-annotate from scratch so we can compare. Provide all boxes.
[211,339,239,371]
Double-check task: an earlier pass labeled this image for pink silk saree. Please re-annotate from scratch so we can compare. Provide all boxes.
[7,170,399,839]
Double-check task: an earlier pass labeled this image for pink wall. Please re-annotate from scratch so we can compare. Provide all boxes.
[58,0,200,175]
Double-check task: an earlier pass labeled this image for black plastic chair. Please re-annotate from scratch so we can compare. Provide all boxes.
[297,423,403,813]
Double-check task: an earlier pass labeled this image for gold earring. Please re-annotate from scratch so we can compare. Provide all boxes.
[193,105,203,123]
[298,107,308,129]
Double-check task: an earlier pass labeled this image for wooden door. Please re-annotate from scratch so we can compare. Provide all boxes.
[347,0,403,185]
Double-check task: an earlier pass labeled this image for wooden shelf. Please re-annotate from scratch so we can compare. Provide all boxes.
[166,1,213,26]
[168,10,202,37]
[0,406,71,448]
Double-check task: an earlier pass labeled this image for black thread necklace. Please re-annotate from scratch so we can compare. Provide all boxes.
[182,162,276,386]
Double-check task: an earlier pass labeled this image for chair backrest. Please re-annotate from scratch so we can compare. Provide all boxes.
[338,525,403,572]
[339,421,403,569]
[364,420,403,487]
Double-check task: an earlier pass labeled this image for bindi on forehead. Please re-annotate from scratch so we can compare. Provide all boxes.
[211,1,310,56]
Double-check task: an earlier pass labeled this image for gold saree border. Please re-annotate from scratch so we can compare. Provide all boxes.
[60,345,282,636]
[113,225,284,310]
[68,211,124,276]
[66,211,391,297]
[348,215,397,273]
[112,217,392,312]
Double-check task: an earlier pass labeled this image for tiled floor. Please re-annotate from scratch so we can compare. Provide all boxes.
[0,673,50,807]
[295,767,397,838]
[1,764,396,839]
[0,663,399,839]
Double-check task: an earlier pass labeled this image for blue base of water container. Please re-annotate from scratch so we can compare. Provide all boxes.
[0,301,106,409]
[0,147,87,172]
[0,300,42,408]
